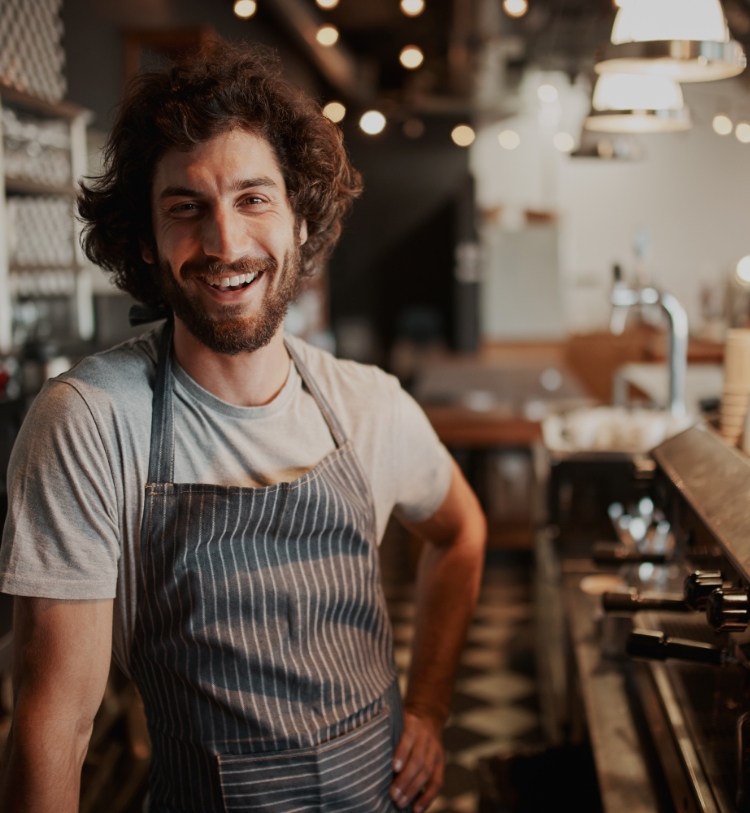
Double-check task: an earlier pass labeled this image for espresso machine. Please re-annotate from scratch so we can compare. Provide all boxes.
[538,422,750,813]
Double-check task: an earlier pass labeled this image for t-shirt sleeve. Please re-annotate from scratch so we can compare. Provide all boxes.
[0,379,120,599]
[391,384,453,524]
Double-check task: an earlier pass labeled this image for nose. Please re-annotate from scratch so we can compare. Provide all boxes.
[201,203,249,264]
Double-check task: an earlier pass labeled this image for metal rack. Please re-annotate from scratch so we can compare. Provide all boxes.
[0,82,94,353]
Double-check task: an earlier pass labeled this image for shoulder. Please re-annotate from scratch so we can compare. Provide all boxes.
[285,334,400,406]
[63,328,159,390]
[287,336,403,413]
[23,328,159,452]
[59,327,159,403]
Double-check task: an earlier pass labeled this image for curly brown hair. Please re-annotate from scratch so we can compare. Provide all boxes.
[78,41,363,307]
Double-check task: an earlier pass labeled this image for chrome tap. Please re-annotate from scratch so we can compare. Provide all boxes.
[610,266,688,419]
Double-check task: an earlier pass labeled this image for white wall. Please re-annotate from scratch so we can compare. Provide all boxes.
[472,75,750,338]
[481,224,562,339]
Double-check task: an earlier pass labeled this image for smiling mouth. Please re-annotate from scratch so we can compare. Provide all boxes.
[201,270,262,292]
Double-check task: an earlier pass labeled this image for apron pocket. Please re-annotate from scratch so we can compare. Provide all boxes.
[217,708,397,813]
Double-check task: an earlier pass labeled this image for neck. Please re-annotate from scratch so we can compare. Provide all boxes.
[172,319,290,407]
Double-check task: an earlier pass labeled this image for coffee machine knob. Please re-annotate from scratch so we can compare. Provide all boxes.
[706,588,750,632]
[684,571,723,610]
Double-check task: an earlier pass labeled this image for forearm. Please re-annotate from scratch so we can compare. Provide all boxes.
[0,596,113,813]
[0,704,93,812]
[404,528,484,726]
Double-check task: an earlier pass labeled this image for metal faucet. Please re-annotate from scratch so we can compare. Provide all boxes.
[610,268,688,419]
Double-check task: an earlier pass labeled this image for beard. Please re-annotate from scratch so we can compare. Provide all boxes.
[154,245,302,356]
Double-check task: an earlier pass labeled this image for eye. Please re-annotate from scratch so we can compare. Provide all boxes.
[239,195,267,207]
[169,202,201,216]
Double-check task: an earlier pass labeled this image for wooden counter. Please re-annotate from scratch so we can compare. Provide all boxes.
[421,405,542,448]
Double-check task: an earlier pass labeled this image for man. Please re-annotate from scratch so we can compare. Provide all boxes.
[0,43,485,813]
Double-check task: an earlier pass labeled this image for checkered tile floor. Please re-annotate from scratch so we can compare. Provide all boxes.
[383,563,542,813]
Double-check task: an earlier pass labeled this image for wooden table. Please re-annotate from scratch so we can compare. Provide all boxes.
[421,405,542,448]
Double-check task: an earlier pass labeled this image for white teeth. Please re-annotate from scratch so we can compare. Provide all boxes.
[204,271,260,288]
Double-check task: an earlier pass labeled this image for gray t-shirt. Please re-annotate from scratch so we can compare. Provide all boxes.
[0,327,452,676]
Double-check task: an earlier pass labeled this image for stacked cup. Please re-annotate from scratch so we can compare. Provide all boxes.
[721,329,750,446]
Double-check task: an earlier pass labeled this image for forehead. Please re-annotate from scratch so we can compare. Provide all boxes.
[152,129,287,195]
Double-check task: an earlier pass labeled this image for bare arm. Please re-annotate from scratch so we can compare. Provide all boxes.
[0,596,113,812]
[390,460,486,812]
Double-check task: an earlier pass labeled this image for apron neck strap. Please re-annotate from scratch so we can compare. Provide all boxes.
[283,338,347,448]
[148,320,176,484]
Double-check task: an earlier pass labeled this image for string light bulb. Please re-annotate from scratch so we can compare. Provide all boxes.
[713,114,733,134]
[400,0,425,17]
[323,101,346,123]
[233,0,257,18]
[360,110,386,135]
[451,125,475,147]
[503,0,528,18]
[399,46,424,69]
[316,25,339,47]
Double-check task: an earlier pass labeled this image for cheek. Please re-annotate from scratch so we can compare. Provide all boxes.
[156,222,199,255]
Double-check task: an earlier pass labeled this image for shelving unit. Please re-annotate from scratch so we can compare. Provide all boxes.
[0,82,94,353]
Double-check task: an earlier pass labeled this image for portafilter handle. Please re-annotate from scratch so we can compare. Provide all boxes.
[592,543,668,566]
[707,588,750,632]
[627,629,725,666]
[601,570,725,614]
[602,592,689,613]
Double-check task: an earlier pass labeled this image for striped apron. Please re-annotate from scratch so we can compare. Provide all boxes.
[130,322,402,812]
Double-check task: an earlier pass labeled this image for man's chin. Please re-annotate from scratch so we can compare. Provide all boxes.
[157,243,301,355]
[177,311,286,356]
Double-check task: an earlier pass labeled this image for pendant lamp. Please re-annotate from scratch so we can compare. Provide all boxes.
[596,0,746,83]
[584,74,692,133]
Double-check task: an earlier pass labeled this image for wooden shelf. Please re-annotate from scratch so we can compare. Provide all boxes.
[0,82,91,121]
[5,177,78,197]
[0,83,93,352]
[10,265,78,274]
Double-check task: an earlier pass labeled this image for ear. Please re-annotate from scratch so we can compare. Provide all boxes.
[298,219,308,246]
[140,240,155,265]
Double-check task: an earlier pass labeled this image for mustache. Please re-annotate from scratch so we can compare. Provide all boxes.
[179,255,277,281]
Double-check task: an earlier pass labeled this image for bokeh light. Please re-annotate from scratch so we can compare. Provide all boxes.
[323,101,346,123]
[360,110,386,135]
[316,25,339,47]
[233,0,257,18]
[451,124,476,147]
[498,129,521,149]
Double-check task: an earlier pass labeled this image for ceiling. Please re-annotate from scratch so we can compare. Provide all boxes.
[257,0,750,118]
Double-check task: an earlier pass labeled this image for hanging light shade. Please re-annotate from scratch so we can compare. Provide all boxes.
[596,0,746,82]
[585,74,692,133]
[593,74,684,110]
[612,0,728,43]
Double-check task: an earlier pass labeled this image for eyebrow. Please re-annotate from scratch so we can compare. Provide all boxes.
[157,177,280,201]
